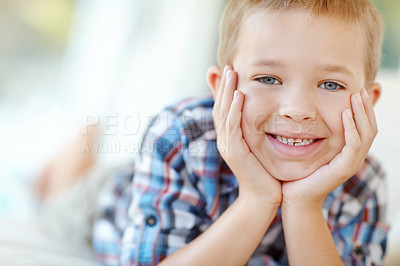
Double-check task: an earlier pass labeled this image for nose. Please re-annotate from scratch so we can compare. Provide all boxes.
[278,88,316,122]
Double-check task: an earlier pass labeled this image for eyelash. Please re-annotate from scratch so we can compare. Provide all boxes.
[255,76,281,85]
[255,76,346,91]
[318,81,345,91]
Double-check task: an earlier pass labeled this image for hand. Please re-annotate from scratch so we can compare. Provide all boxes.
[281,88,377,210]
[212,66,282,207]
[34,124,99,200]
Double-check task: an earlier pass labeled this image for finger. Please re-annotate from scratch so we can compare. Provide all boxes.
[214,65,229,110]
[212,66,229,133]
[361,88,378,135]
[342,108,361,153]
[318,109,361,185]
[225,90,244,136]
[351,93,373,144]
[324,109,361,181]
[222,90,246,162]
[219,70,237,117]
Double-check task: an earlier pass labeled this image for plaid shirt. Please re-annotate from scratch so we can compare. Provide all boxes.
[92,95,389,266]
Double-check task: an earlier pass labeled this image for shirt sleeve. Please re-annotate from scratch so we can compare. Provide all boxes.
[328,157,389,266]
[92,165,134,266]
[119,110,211,265]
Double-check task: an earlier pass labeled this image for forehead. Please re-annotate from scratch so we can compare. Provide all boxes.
[234,9,366,78]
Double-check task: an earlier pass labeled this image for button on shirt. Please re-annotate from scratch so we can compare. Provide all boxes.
[92,95,389,266]
[145,215,157,227]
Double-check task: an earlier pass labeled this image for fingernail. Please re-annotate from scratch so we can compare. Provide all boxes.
[223,65,228,75]
[227,70,232,80]
[356,93,362,104]
[234,90,239,100]
[345,109,352,119]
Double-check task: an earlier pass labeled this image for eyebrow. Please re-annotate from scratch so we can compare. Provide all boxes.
[316,64,355,78]
[250,59,355,78]
[251,59,285,68]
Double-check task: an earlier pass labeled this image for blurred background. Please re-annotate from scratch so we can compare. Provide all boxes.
[0,0,399,264]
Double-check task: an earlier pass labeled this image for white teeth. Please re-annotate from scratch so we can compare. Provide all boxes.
[273,135,316,146]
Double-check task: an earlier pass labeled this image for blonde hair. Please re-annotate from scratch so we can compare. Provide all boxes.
[218,0,384,86]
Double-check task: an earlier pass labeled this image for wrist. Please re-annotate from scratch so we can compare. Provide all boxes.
[237,191,281,214]
[281,197,323,214]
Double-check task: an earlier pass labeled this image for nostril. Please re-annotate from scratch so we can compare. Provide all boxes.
[281,112,316,121]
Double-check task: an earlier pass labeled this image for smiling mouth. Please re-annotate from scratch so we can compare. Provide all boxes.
[270,134,320,146]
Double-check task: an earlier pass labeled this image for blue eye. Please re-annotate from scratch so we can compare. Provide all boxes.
[319,81,344,91]
[257,76,281,85]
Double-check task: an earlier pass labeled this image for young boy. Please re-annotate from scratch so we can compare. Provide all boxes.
[93,0,389,265]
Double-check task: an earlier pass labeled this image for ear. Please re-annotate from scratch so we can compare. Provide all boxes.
[206,65,223,99]
[366,82,381,106]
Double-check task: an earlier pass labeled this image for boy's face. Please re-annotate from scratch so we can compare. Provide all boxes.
[231,9,371,181]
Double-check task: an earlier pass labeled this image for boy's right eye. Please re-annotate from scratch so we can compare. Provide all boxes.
[256,76,281,85]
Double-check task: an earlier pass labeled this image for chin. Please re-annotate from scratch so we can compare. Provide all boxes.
[267,165,316,181]
[272,174,307,181]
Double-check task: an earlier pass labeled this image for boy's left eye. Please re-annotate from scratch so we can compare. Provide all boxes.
[319,81,344,91]
[256,76,281,85]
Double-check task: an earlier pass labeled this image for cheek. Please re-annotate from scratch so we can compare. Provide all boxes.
[318,99,348,148]
[241,90,276,131]
[240,91,276,147]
